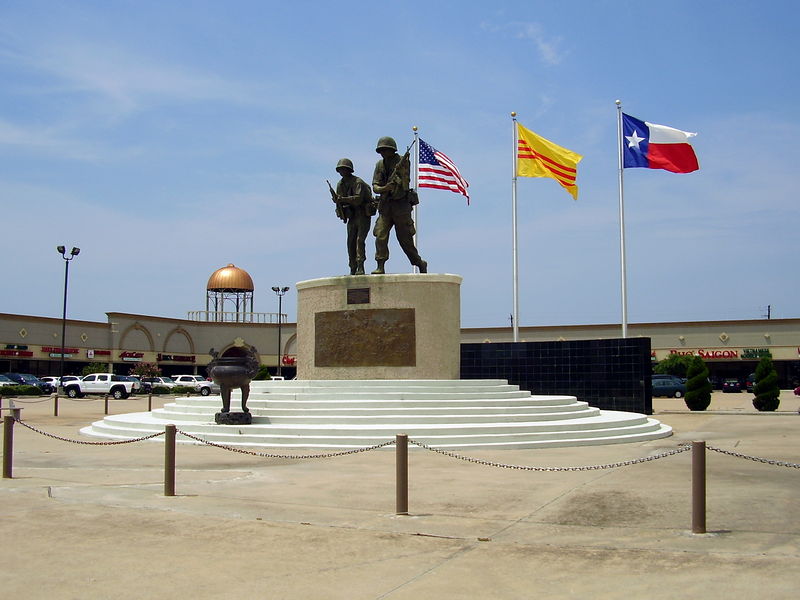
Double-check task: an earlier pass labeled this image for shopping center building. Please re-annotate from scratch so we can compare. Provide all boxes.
[1,264,798,388]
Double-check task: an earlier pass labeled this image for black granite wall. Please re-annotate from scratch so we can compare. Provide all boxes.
[460,338,653,414]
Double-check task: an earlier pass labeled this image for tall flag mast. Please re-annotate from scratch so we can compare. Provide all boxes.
[412,127,471,273]
[511,113,583,343]
[616,100,699,337]
[511,112,520,342]
[616,100,629,338]
[412,125,420,272]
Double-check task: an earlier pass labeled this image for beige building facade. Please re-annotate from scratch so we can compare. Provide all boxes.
[1,312,798,387]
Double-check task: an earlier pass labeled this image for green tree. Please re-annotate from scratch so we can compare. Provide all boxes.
[81,363,110,376]
[654,354,695,378]
[253,364,272,381]
[129,362,161,378]
[753,356,780,411]
[684,356,712,411]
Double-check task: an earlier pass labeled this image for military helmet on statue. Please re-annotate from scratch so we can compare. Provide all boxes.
[335,158,354,173]
[375,136,397,152]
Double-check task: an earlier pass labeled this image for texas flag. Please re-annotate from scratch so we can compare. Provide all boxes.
[622,113,699,173]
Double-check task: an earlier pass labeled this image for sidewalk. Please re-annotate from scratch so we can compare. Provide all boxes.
[1,391,798,599]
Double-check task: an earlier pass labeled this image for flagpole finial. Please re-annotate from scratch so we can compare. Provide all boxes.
[511,111,517,118]
[412,126,418,132]
[615,99,621,106]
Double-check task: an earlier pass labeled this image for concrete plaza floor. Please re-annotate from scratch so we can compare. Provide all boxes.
[1,390,798,599]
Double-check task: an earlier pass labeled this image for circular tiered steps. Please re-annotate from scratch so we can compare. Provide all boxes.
[81,379,672,449]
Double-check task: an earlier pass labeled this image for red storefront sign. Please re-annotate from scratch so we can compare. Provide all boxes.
[0,349,34,357]
[669,349,739,359]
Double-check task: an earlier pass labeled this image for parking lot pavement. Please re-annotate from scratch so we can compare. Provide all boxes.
[1,390,798,599]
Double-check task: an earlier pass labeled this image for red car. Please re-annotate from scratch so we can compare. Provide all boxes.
[794,386,800,396]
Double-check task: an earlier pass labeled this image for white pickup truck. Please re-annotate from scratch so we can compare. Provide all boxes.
[64,373,136,399]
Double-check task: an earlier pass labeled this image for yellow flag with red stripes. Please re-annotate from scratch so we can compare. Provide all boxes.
[516,123,583,200]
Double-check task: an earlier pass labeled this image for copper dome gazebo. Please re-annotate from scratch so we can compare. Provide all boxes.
[205,263,255,322]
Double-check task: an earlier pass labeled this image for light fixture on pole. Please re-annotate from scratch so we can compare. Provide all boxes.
[271,286,290,378]
[57,245,80,390]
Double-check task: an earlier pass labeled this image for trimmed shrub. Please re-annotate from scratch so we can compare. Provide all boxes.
[150,385,171,395]
[0,384,43,396]
[172,385,196,395]
[684,356,712,411]
[753,356,780,411]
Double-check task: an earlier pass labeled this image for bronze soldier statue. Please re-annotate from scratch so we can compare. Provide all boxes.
[371,136,427,274]
[330,158,374,275]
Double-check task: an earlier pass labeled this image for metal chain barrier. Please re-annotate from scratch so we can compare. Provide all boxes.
[4,397,52,404]
[175,428,396,459]
[15,418,165,445]
[10,417,798,469]
[408,439,692,471]
[706,444,800,468]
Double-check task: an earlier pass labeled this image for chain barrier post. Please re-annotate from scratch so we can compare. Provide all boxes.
[692,440,706,534]
[147,393,152,412]
[3,415,15,478]
[164,424,176,496]
[53,392,59,417]
[104,394,109,415]
[396,433,409,515]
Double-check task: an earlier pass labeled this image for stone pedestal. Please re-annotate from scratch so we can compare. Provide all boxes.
[215,411,252,425]
[296,274,462,380]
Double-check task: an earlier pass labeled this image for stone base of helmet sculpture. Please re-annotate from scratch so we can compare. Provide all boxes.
[80,272,673,448]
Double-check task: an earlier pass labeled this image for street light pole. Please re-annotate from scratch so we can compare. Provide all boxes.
[271,286,289,378]
[57,246,80,391]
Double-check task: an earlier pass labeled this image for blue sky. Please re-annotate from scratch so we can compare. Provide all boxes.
[1,0,798,328]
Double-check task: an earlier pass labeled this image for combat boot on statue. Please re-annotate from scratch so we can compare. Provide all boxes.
[371,260,385,275]
[355,261,365,275]
[417,260,428,274]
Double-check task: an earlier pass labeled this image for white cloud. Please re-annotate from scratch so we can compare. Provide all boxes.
[481,20,567,66]
[0,118,114,161]
[0,36,263,117]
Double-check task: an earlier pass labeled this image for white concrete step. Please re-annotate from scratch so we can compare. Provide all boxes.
[79,379,672,449]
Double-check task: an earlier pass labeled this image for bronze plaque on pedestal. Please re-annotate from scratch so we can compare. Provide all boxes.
[315,308,415,367]
[346,288,370,304]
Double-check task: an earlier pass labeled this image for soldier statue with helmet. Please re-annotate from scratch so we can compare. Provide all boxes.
[328,158,375,275]
[371,136,427,274]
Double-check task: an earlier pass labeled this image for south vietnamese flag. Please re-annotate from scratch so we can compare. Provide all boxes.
[622,113,699,173]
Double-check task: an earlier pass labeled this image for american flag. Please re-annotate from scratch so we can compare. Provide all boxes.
[417,138,470,204]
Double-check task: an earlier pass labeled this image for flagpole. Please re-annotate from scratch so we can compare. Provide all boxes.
[616,100,628,338]
[412,125,420,274]
[511,112,520,342]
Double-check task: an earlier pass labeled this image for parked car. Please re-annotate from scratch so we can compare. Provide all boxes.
[41,376,80,389]
[652,378,687,398]
[64,374,136,399]
[2,373,54,393]
[722,378,742,393]
[745,373,756,393]
[653,374,687,384]
[173,375,220,396]
[0,374,16,387]
[129,376,152,393]
[141,376,179,389]
[120,376,143,394]
[794,386,800,397]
